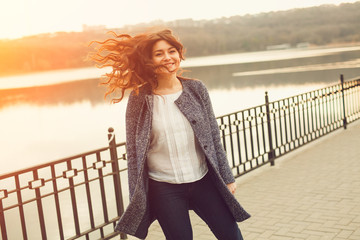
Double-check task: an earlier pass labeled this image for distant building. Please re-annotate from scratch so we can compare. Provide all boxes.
[266,43,291,50]
[168,19,205,28]
[82,24,106,32]
[296,42,310,48]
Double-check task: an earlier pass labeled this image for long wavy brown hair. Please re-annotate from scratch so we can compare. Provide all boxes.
[89,29,185,103]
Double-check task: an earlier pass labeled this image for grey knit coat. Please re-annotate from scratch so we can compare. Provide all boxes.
[115,77,250,238]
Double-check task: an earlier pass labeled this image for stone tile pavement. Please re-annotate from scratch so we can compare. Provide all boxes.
[127,120,360,240]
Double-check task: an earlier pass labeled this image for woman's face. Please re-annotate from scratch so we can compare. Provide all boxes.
[151,40,180,74]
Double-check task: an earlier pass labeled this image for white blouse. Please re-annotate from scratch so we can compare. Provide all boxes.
[147,90,208,184]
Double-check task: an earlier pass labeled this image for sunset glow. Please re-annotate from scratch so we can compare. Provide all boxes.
[0,0,359,39]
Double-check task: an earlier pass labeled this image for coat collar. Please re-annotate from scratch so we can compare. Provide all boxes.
[143,76,193,110]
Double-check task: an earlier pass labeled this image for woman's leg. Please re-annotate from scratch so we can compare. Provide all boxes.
[189,174,244,240]
[149,179,193,240]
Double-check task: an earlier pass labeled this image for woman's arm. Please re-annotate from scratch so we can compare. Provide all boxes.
[125,91,139,199]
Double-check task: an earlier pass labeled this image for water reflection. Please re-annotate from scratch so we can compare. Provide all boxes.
[233,59,360,76]
[1,48,360,109]
[183,49,360,89]
[1,65,359,111]
[1,47,360,174]
[0,78,106,110]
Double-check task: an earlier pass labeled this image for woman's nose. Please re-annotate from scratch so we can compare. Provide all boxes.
[163,53,171,61]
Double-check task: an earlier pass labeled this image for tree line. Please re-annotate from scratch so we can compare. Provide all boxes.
[0,2,359,76]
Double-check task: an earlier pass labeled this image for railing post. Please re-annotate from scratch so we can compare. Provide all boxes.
[0,198,7,240]
[108,127,127,240]
[265,92,275,166]
[340,74,347,129]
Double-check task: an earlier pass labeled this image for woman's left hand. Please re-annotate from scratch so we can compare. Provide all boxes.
[226,182,236,194]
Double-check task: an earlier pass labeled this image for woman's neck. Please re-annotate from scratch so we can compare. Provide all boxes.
[153,74,182,95]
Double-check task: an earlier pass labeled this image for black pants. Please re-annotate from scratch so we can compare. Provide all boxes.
[149,173,243,240]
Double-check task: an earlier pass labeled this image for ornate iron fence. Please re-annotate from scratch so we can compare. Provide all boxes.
[218,74,360,177]
[0,130,128,240]
[0,75,359,239]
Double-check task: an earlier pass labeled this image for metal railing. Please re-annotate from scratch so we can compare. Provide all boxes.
[0,130,128,240]
[0,74,359,240]
[218,74,360,177]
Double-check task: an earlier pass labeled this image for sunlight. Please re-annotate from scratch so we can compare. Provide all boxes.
[0,0,358,39]
[0,0,26,39]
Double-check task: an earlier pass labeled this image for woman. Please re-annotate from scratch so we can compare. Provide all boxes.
[91,29,250,239]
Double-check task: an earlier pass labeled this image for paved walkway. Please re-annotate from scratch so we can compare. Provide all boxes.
[129,120,360,240]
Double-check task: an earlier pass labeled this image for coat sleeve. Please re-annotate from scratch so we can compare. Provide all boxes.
[199,82,235,184]
[125,91,138,199]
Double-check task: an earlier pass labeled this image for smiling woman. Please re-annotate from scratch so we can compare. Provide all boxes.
[90,28,250,239]
[152,40,181,73]
[89,29,185,102]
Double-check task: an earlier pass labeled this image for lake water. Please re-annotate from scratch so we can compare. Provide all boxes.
[1,45,360,174]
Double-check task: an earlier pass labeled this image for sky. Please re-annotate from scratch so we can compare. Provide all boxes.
[0,0,359,40]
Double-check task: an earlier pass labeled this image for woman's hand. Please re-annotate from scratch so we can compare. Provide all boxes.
[227,182,236,194]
